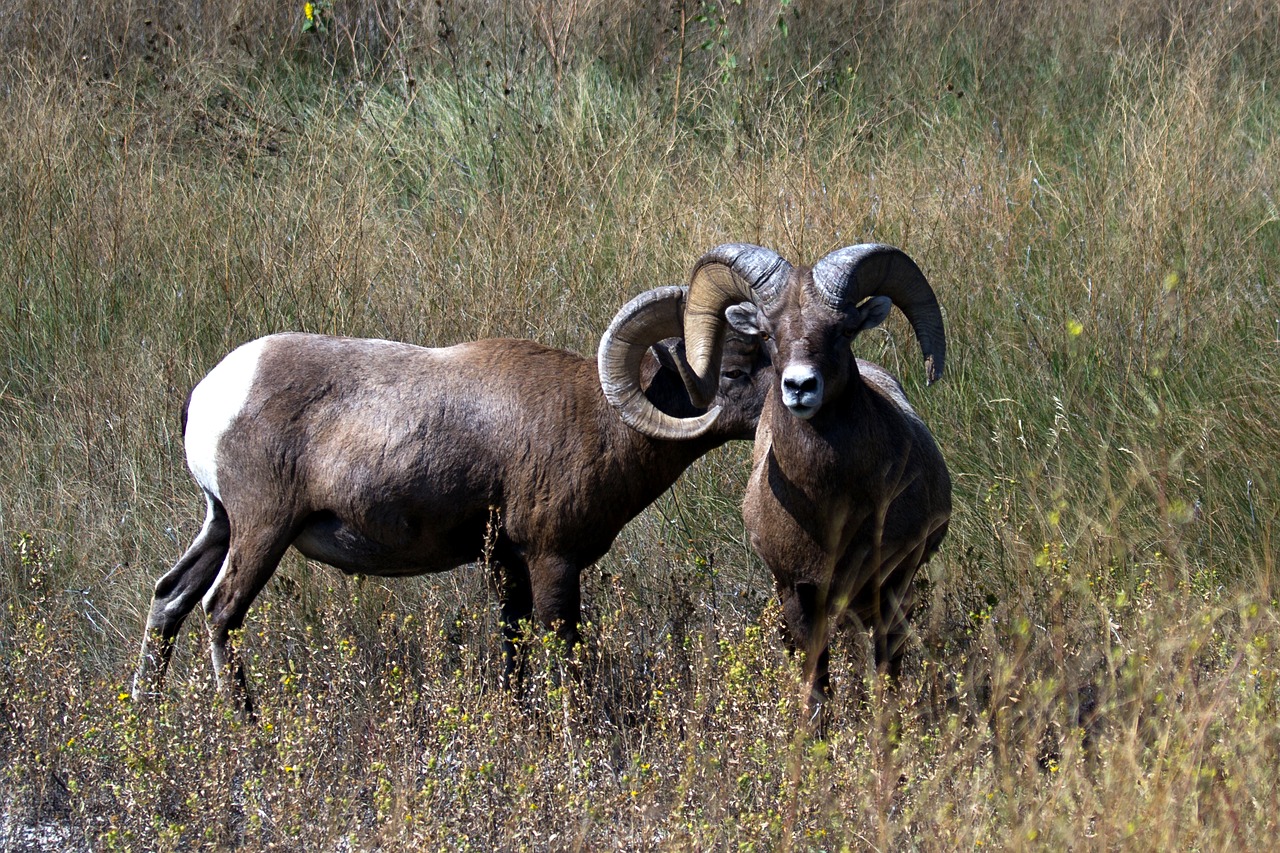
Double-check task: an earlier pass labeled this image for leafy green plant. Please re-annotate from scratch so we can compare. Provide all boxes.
[301,1,329,34]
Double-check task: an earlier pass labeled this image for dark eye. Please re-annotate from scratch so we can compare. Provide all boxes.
[722,368,747,380]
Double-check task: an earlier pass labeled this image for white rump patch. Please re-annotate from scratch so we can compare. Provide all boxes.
[184,336,270,500]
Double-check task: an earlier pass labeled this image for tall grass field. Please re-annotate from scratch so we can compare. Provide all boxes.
[2,0,1278,848]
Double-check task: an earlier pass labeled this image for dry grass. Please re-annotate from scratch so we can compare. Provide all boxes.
[2,0,1279,848]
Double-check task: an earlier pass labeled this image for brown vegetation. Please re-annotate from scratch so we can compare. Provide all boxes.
[2,0,1278,848]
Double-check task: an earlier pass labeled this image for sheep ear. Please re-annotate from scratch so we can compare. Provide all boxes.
[725,303,763,337]
[854,296,892,332]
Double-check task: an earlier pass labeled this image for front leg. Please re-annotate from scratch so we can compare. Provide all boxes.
[488,543,534,690]
[528,554,583,653]
[778,581,832,727]
[871,577,915,680]
[854,537,930,680]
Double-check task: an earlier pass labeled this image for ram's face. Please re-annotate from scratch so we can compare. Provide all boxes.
[727,274,890,421]
[706,326,773,439]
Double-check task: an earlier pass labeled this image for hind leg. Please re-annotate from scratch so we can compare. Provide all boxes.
[201,524,296,717]
[133,493,230,701]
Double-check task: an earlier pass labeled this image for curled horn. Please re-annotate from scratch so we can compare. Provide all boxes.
[680,244,792,407]
[812,244,947,384]
[597,286,722,441]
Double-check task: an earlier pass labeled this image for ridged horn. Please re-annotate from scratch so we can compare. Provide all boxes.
[812,244,946,384]
[681,244,792,407]
[598,286,722,441]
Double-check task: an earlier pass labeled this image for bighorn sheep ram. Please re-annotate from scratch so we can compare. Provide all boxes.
[133,285,771,712]
[611,244,951,712]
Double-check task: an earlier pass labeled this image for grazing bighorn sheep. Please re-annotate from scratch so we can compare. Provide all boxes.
[611,244,951,712]
[132,285,771,712]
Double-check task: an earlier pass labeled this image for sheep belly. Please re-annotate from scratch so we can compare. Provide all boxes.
[292,509,484,576]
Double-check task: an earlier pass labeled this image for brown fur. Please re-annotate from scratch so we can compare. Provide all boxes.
[729,269,950,716]
[133,331,770,712]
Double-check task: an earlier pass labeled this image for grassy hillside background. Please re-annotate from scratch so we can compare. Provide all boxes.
[2,0,1278,848]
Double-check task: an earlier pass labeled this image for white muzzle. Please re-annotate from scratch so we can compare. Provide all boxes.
[780,364,823,419]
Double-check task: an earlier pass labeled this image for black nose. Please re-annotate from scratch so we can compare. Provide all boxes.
[783,375,819,394]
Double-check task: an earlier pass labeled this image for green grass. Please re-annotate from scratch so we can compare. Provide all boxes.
[2,0,1279,848]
